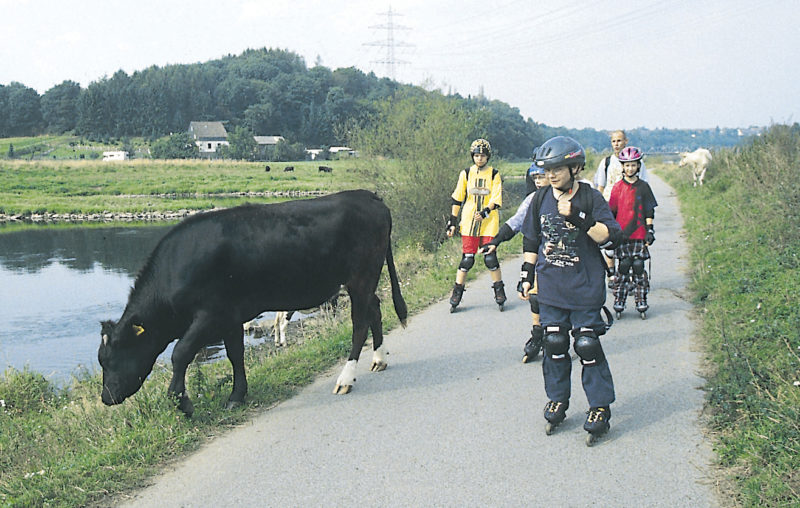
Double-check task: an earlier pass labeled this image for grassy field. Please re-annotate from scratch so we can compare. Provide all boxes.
[0,159,363,217]
[656,125,800,506]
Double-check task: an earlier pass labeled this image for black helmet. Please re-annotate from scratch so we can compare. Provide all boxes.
[533,136,585,171]
[470,138,492,160]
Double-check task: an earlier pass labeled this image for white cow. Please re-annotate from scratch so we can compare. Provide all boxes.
[679,148,713,186]
[242,311,292,346]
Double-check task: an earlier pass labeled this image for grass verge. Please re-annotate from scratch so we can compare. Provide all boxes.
[658,124,800,506]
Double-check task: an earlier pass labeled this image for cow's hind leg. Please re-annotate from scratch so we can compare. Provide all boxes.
[368,294,388,372]
[334,291,371,394]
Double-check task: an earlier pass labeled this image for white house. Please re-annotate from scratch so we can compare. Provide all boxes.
[188,121,229,155]
[102,151,128,161]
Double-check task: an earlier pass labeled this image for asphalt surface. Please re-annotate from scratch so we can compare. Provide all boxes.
[118,174,718,507]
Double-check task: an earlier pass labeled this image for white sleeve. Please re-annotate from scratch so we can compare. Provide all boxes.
[593,157,607,188]
[639,160,648,181]
[506,192,536,233]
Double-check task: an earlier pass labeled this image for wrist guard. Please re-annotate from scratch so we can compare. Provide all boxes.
[565,203,595,232]
[518,262,536,293]
[446,215,458,231]
[479,207,491,219]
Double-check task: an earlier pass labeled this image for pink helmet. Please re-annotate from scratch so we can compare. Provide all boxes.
[618,146,643,163]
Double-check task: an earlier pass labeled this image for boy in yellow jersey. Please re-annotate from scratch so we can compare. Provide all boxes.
[446,138,506,312]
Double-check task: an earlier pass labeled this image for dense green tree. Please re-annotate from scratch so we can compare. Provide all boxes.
[150,132,198,159]
[218,126,257,160]
[2,82,44,136]
[41,80,82,133]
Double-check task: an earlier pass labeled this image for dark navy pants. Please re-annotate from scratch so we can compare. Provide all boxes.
[539,303,615,408]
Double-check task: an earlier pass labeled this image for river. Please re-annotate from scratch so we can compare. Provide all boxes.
[0,224,283,384]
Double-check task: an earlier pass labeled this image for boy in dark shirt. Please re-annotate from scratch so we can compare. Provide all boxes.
[519,136,622,444]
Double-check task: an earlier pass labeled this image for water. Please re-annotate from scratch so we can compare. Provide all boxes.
[0,225,286,384]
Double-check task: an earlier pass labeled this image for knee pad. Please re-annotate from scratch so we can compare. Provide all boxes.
[483,252,500,271]
[458,253,475,272]
[573,327,604,365]
[632,257,645,276]
[544,325,570,360]
[529,293,540,314]
[617,256,632,275]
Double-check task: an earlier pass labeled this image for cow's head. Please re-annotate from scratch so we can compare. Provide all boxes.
[98,318,158,406]
[678,152,688,167]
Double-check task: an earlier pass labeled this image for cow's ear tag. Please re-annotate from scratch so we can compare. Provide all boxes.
[132,324,145,336]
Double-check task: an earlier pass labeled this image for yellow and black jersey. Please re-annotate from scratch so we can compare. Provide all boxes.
[451,164,503,237]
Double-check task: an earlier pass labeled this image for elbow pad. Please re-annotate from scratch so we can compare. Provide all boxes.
[490,223,516,246]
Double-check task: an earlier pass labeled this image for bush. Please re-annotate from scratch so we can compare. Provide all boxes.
[349,90,489,249]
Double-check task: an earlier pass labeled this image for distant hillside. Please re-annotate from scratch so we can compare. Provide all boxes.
[1,47,760,158]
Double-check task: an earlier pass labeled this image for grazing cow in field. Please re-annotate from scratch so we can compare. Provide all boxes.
[264,165,271,172]
[284,165,294,172]
[99,190,407,416]
[318,165,333,173]
[679,148,712,186]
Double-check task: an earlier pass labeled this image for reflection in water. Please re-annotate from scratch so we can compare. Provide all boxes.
[0,226,280,384]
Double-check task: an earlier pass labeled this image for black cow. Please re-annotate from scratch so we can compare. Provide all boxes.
[264,165,271,172]
[284,165,294,172]
[318,165,333,173]
[99,190,407,416]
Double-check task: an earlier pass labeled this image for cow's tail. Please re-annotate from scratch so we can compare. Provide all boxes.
[386,242,408,327]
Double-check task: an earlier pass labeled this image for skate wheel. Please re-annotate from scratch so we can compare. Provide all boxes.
[640,311,646,320]
[585,433,597,446]
[615,311,622,319]
[545,422,555,435]
[522,354,530,364]
[449,305,457,314]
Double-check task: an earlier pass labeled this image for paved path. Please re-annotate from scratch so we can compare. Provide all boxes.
[119,175,718,507]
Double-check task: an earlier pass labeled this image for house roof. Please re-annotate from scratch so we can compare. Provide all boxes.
[253,135,285,145]
[189,121,228,139]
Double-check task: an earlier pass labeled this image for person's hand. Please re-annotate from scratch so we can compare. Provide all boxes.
[479,244,497,255]
[560,200,595,232]
[473,211,484,222]
[518,281,531,300]
[445,215,458,237]
[645,225,655,245]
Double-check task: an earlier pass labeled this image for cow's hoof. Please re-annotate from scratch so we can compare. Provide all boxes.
[370,361,387,372]
[225,400,244,410]
[333,384,352,395]
[177,396,194,417]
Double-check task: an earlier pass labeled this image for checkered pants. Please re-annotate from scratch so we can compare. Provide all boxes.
[612,241,650,307]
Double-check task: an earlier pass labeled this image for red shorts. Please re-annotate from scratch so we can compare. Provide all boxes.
[462,236,494,254]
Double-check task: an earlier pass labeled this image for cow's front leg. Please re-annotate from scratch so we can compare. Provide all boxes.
[222,323,247,409]
[169,338,196,417]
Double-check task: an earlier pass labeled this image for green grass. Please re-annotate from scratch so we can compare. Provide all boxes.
[0,159,361,217]
[657,124,800,506]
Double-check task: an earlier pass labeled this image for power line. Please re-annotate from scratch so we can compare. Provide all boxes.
[363,6,414,81]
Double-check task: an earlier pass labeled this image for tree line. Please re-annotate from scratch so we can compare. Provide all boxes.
[0,47,755,158]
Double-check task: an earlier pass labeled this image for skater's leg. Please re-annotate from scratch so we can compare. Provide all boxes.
[632,257,649,312]
[569,312,616,409]
[614,255,632,313]
[542,324,572,403]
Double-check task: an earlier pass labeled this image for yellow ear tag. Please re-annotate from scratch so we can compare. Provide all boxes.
[133,324,145,336]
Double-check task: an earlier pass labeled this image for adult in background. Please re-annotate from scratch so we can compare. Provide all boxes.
[593,130,648,282]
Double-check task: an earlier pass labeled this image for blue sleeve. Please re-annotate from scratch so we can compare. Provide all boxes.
[506,193,535,233]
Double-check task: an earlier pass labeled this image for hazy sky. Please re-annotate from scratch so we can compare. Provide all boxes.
[2,0,798,130]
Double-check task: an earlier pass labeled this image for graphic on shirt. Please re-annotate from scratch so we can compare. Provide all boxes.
[468,177,488,236]
[540,212,581,267]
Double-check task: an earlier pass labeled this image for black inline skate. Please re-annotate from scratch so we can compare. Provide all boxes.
[544,400,569,435]
[492,280,506,311]
[613,301,625,319]
[584,406,611,446]
[636,300,649,320]
[449,283,465,313]
[522,325,543,363]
